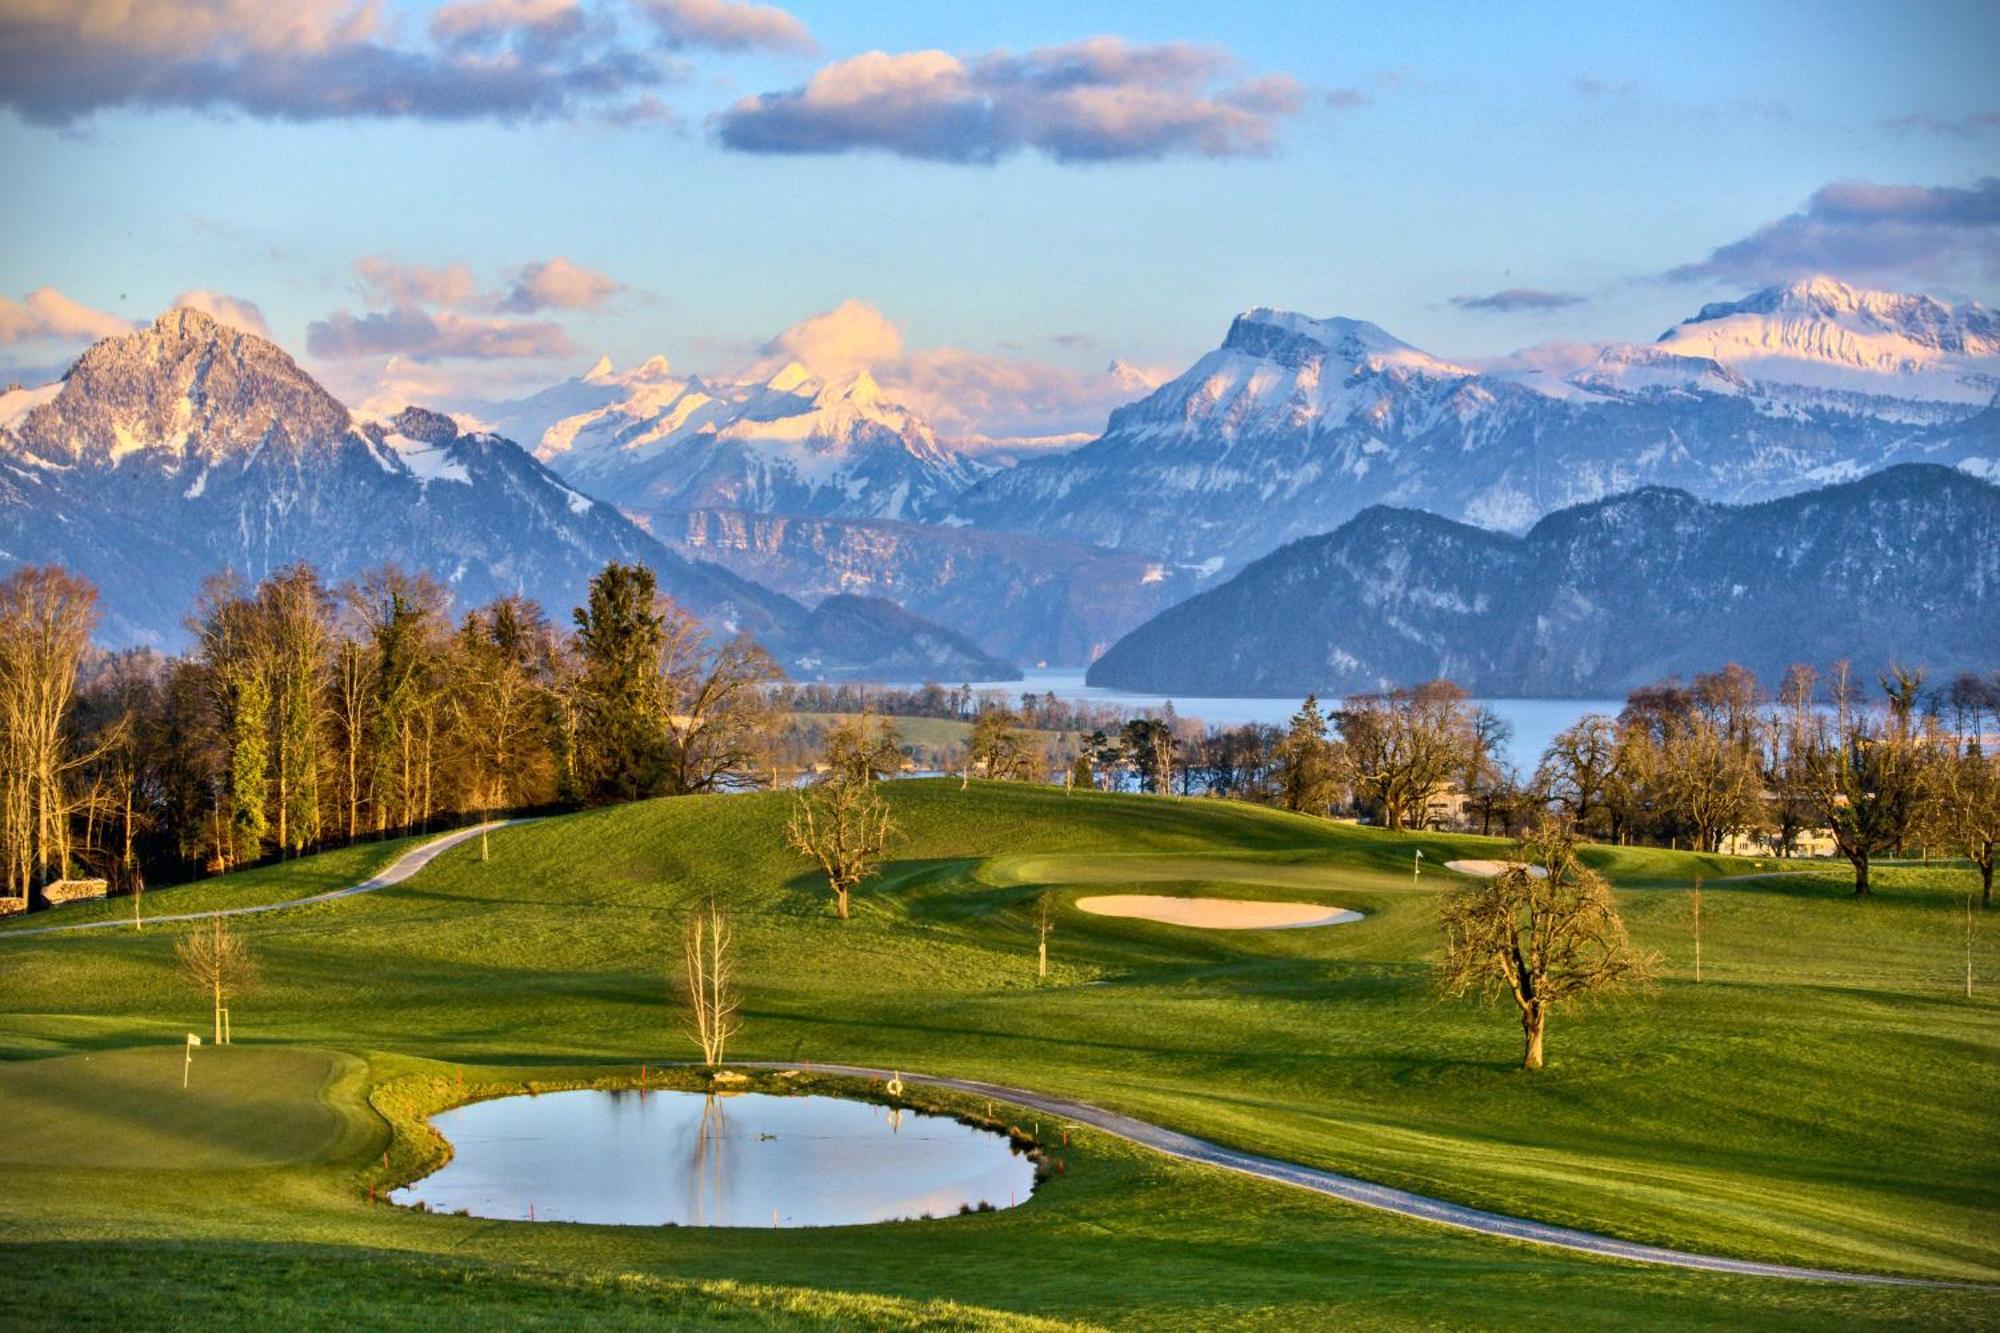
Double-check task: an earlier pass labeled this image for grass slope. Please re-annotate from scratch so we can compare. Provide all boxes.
[0,781,1994,1329]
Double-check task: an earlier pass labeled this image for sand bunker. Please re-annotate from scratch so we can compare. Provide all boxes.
[1075,895,1361,930]
[1443,859,1549,879]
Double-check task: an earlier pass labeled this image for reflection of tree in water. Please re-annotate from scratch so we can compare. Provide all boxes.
[686,1093,730,1225]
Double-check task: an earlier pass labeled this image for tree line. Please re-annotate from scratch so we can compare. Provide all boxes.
[0,560,782,911]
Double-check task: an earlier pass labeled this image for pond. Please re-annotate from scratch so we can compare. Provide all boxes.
[390,1088,1039,1227]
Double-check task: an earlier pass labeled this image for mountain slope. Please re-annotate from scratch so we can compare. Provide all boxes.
[661,506,1194,666]
[956,284,1999,574]
[1086,464,2000,696]
[0,310,1016,679]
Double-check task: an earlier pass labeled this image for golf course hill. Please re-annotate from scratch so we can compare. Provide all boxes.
[0,780,1993,1330]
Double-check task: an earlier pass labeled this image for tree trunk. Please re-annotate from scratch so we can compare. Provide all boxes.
[1521,1005,1546,1070]
[212,975,223,1046]
[1981,856,1993,910]
[1851,852,1870,898]
[835,886,849,920]
[1038,939,1047,980]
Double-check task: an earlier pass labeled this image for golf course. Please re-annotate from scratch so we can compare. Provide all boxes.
[1,781,1994,1329]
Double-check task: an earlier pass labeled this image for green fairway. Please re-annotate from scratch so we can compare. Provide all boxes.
[1,782,1994,1329]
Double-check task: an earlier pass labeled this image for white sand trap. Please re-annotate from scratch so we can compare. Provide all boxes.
[1075,895,1362,930]
[1443,859,1549,879]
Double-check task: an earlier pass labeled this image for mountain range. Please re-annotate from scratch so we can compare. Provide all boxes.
[0,309,1014,680]
[956,279,1999,575]
[478,277,1994,663]
[1085,464,2000,697]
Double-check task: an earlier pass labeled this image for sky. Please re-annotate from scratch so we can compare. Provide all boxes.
[2,0,1997,441]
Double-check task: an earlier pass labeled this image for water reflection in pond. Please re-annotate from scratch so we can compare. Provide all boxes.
[390,1089,1039,1227]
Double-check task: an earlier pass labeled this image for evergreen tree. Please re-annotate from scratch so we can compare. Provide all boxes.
[571,562,668,802]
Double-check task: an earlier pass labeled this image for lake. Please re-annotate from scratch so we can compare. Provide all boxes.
[965,669,1623,774]
[390,1088,1039,1227]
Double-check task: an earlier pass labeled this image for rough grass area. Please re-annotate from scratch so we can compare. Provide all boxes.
[0,781,1994,1328]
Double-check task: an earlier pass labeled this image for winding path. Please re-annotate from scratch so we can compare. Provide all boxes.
[759,1061,1969,1288]
[0,821,522,941]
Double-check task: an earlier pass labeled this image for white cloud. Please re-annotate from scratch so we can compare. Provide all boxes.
[636,0,814,54]
[170,289,271,336]
[0,286,137,345]
[718,37,1303,164]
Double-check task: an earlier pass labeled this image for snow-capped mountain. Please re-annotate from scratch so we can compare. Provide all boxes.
[956,285,1998,574]
[1651,277,2000,405]
[493,356,989,523]
[1087,464,2000,697]
[0,309,1018,679]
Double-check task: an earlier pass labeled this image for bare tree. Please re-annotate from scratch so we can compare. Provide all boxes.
[1437,819,1653,1069]
[1804,669,1930,897]
[1660,712,1765,852]
[174,917,258,1044]
[680,898,742,1067]
[1033,891,1057,980]
[1929,743,2000,909]
[786,775,897,920]
[0,566,101,908]
[659,605,782,795]
[1338,681,1473,831]
[967,709,1042,781]
[1536,714,1621,836]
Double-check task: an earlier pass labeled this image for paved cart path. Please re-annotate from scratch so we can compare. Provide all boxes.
[760,1061,1975,1288]
[0,821,523,940]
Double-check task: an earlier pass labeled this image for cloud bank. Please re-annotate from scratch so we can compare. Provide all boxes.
[0,0,685,125]
[0,287,136,345]
[308,253,621,361]
[1667,177,2000,287]
[1451,288,1585,313]
[717,37,1305,163]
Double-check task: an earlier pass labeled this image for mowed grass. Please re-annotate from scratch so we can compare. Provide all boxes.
[0,781,1994,1329]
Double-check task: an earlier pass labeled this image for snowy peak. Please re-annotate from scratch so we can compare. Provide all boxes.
[1224,307,1472,378]
[1656,276,2000,403]
[503,354,984,522]
[3,305,354,468]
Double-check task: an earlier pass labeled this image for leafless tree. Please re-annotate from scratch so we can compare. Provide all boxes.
[1033,891,1057,980]
[1803,668,1931,896]
[659,605,782,794]
[1928,744,2000,909]
[967,709,1042,781]
[0,566,101,908]
[1660,712,1765,852]
[786,775,898,920]
[680,897,742,1067]
[1536,714,1621,836]
[1437,818,1654,1069]
[1338,681,1474,831]
[174,916,258,1045]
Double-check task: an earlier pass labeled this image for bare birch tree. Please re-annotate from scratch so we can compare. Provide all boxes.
[174,917,258,1045]
[0,566,101,908]
[680,897,742,1067]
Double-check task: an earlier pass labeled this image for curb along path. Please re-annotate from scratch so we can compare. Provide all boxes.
[759,1061,1971,1289]
[0,821,524,941]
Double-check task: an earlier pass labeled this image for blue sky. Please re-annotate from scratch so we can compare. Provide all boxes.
[2,0,1995,435]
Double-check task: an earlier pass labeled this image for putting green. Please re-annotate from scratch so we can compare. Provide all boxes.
[0,1045,378,1171]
